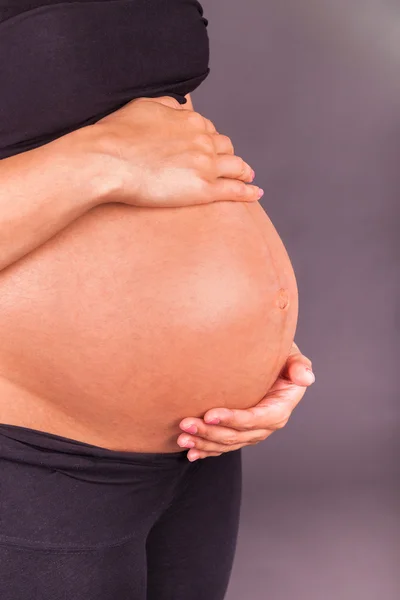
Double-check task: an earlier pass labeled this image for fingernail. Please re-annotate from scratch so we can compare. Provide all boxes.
[188,452,199,462]
[305,368,315,383]
[179,438,195,448]
[251,169,255,180]
[205,417,220,425]
[257,188,264,199]
[183,424,198,434]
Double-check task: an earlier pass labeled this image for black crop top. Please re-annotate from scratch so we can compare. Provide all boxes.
[0,0,210,159]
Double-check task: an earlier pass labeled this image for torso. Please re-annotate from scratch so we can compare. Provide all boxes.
[0,199,298,452]
[0,0,298,452]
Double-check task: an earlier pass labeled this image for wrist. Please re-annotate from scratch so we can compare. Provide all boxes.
[56,125,124,208]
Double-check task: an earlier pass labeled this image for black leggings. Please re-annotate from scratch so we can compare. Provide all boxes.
[0,424,242,600]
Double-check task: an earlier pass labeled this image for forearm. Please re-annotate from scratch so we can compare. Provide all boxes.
[0,127,116,273]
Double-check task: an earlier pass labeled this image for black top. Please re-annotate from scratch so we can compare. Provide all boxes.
[0,0,210,158]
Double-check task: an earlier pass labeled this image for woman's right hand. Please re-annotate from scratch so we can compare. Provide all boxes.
[88,95,263,208]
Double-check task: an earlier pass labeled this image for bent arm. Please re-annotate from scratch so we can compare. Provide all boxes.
[0,92,193,273]
[0,128,115,273]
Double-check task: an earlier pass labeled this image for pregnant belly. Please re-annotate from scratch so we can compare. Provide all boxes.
[0,199,298,452]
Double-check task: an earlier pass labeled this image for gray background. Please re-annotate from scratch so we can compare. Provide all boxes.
[194,1,399,598]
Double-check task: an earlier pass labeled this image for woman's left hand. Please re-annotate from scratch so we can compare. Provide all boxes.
[177,341,315,461]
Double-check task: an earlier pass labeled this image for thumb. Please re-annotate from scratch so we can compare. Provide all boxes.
[280,347,315,386]
[282,359,315,386]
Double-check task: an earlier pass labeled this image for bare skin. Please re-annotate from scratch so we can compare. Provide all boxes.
[0,94,260,273]
[0,94,300,453]
[176,98,315,460]
[179,340,315,460]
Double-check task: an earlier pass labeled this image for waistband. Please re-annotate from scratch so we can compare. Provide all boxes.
[0,423,189,482]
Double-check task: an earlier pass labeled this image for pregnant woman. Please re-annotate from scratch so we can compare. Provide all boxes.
[0,1,314,598]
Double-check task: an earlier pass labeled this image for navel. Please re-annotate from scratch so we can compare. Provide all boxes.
[277,287,290,309]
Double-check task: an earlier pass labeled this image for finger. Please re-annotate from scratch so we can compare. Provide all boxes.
[186,434,268,459]
[287,361,315,386]
[210,178,263,203]
[252,385,308,416]
[185,439,240,456]
[202,399,296,431]
[177,428,270,450]
[187,449,223,462]
[216,154,255,183]
[212,133,234,155]
[201,407,267,430]
[182,110,218,134]
[280,345,315,386]
[179,417,205,434]
[180,412,270,435]
[202,116,218,135]
[141,95,184,110]
[180,415,246,436]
